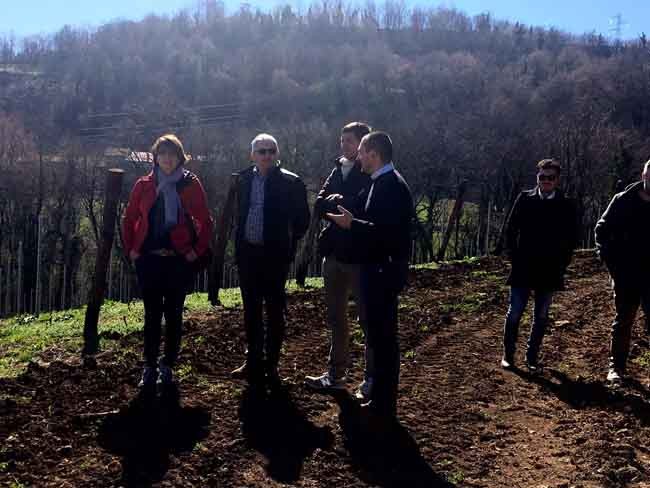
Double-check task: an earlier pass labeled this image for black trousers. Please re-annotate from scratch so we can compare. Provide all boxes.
[237,242,290,382]
[360,261,408,416]
[135,254,192,368]
[610,280,650,371]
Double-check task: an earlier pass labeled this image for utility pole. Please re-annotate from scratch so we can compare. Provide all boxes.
[609,13,628,42]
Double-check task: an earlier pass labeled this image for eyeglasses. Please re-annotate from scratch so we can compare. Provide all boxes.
[538,174,557,182]
[256,148,277,155]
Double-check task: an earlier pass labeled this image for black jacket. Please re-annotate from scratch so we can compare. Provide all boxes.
[315,157,371,263]
[349,168,414,266]
[235,164,310,263]
[595,181,650,285]
[505,188,578,291]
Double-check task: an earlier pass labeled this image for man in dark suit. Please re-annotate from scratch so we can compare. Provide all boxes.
[501,158,578,373]
[596,159,650,383]
[327,131,414,421]
[231,133,310,390]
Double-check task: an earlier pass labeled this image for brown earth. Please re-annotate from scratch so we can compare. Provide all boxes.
[3,251,650,487]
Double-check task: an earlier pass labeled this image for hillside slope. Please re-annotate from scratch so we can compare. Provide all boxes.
[2,252,650,487]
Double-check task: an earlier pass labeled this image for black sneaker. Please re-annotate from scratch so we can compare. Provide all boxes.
[525,359,541,374]
[266,368,283,391]
[138,366,158,389]
[158,363,174,386]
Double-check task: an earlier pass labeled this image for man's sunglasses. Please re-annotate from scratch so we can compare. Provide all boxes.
[538,174,557,182]
[256,148,277,155]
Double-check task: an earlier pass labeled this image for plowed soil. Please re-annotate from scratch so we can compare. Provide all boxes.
[3,251,650,487]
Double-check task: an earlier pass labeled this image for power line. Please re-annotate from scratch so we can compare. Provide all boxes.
[84,102,241,119]
[79,114,244,139]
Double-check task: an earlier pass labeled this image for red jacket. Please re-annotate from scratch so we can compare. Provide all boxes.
[122,169,213,257]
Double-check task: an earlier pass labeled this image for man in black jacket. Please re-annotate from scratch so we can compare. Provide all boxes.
[305,122,374,398]
[231,133,310,389]
[595,160,650,383]
[328,131,413,420]
[501,159,578,372]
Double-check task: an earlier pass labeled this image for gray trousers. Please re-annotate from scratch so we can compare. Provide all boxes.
[323,256,374,379]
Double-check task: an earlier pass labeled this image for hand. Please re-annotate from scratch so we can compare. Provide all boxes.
[185,250,198,263]
[326,205,353,229]
[129,250,140,262]
[325,193,343,202]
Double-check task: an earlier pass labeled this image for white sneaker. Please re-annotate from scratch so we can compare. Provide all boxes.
[305,372,346,391]
[355,378,373,401]
[607,368,623,384]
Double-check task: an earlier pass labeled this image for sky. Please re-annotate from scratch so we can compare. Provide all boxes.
[0,0,648,40]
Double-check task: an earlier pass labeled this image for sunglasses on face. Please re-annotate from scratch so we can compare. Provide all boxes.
[538,174,557,182]
[256,148,277,155]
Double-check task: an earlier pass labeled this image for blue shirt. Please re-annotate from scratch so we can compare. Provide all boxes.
[244,167,266,244]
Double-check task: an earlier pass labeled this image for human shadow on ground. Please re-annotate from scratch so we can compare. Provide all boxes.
[512,367,650,424]
[238,385,334,483]
[332,391,454,488]
[98,385,210,487]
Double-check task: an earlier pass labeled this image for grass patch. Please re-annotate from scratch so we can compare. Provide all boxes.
[0,279,324,379]
[440,292,489,315]
[207,277,323,308]
[634,352,650,368]
[447,256,481,266]
[471,270,501,281]
[446,469,465,484]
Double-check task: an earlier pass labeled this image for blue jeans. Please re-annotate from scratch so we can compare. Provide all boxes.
[502,287,554,364]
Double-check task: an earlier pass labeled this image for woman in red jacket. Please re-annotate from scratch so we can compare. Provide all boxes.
[122,134,213,391]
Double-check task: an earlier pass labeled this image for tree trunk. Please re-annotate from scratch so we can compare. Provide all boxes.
[436,181,467,262]
[208,173,239,306]
[83,168,124,356]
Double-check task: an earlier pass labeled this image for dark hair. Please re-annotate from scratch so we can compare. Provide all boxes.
[361,131,393,163]
[341,122,371,143]
[151,134,189,166]
[536,158,561,174]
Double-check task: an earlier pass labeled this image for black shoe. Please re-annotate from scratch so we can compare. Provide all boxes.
[525,359,541,374]
[266,368,283,390]
[359,401,397,431]
[158,363,174,386]
[138,366,158,389]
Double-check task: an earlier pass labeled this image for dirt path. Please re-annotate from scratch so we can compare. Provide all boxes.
[3,252,650,487]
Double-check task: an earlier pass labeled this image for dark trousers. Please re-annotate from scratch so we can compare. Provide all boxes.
[502,287,554,364]
[135,254,192,368]
[360,261,408,416]
[237,242,290,382]
[609,281,650,371]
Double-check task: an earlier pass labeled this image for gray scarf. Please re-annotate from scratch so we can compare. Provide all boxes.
[154,165,184,230]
